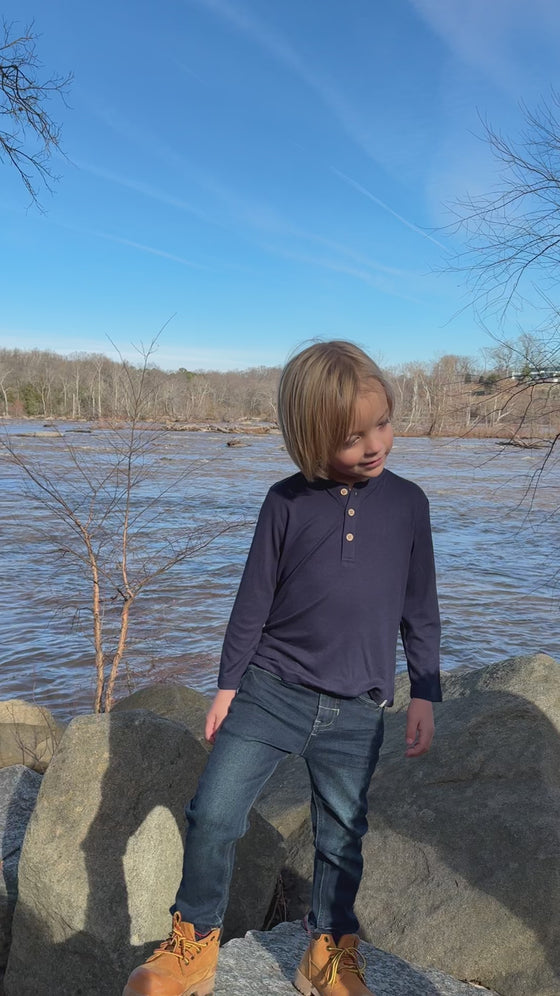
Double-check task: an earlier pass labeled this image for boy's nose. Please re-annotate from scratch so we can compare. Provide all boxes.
[364,432,382,455]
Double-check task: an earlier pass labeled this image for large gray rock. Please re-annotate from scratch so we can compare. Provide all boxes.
[5,710,284,996]
[0,766,42,968]
[214,920,498,996]
[284,653,560,996]
[112,682,210,745]
[0,699,63,773]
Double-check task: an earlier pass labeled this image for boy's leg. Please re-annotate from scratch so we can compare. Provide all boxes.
[302,694,385,937]
[124,670,293,996]
[171,663,325,931]
[294,695,384,996]
[172,716,284,931]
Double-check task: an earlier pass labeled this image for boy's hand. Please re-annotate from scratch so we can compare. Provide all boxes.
[205,689,236,743]
[405,698,434,757]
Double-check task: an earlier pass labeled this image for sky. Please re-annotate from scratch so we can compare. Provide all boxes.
[1,0,560,372]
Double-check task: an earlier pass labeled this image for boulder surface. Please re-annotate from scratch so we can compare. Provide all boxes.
[284,653,560,996]
[0,766,42,968]
[215,920,498,996]
[112,681,210,745]
[0,699,63,773]
[5,710,284,996]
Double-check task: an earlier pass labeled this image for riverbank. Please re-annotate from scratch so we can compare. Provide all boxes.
[2,412,557,441]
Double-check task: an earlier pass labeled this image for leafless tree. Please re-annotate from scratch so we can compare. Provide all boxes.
[448,95,560,471]
[449,95,560,321]
[0,338,242,712]
[0,19,72,205]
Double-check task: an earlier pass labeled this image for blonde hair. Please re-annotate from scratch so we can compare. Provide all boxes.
[278,340,394,481]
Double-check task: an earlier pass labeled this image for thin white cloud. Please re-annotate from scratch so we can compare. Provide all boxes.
[79,158,418,285]
[332,168,448,251]
[408,0,560,97]
[85,103,296,231]
[260,242,422,304]
[78,155,294,237]
[292,229,420,279]
[89,231,209,269]
[38,213,210,270]
[187,0,387,168]
[186,0,454,246]
[77,161,211,224]
[77,133,430,288]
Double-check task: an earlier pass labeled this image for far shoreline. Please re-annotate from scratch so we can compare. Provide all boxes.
[0,414,555,445]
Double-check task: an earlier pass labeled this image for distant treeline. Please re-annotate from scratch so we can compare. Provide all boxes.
[1,345,559,438]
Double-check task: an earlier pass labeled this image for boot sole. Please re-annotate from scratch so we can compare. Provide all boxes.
[293,968,320,996]
[123,974,215,996]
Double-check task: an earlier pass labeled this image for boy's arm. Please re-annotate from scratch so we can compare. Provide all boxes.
[405,698,434,757]
[206,491,286,743]
[217,488,287,689]
[205,689,236,743]
[401,493,441,756]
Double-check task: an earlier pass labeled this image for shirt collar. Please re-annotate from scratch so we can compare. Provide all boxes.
[308,472,385,493]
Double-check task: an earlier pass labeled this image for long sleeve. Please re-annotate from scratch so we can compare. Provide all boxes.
[399,495,442,702]
[217,489,287,690]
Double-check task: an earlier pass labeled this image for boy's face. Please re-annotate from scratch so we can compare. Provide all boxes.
[327,383,393,485]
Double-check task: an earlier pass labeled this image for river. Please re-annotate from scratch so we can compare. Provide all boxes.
[0,421,558,721]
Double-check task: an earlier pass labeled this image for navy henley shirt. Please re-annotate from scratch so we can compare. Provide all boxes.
[218,469,442,706]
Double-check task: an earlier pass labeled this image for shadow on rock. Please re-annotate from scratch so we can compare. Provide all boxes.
[4,709,283,996]
[0,766,41,970]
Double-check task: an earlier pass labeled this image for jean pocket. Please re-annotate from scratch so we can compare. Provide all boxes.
[356,692,386,711]
[246,663,282,683]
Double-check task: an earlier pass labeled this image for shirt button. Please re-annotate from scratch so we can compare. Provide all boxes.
[347,508,355,516]
[346,533,354,542]
[340,488,348,496]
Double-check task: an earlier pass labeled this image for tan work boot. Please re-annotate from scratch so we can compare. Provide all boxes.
[123,912,220,996]
[294,933,375,996]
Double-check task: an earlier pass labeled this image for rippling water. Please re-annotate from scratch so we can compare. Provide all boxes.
[0,421,558,721]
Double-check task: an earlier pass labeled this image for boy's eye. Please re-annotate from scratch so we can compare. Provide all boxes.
[343,436,359,448]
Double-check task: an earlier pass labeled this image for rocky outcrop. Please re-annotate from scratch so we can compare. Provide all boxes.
[4,654,559,996]
[4,710,284,996]
[283,653,560,996]
[0,700,63,773]
[112,681,210,745]
[215,920,498,996]
[0,766,42,968]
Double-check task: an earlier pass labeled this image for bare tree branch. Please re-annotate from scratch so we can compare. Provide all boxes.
[446,96,560,323]
[0,19,72,206]
[444,96,560,502]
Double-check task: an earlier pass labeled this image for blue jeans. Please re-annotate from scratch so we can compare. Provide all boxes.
[172,664,385,936]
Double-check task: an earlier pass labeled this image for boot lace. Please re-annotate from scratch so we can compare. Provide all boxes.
[148,913,207,964]
[325,942,366,986]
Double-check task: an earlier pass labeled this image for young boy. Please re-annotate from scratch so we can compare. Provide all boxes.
[124,340,441,996]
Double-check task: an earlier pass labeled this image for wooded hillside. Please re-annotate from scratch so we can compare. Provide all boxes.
[1,345,558,438]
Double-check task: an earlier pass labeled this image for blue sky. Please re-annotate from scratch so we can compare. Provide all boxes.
[1,0,559,371]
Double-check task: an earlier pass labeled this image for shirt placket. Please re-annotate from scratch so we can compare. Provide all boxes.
[338,486,360,562]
